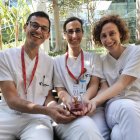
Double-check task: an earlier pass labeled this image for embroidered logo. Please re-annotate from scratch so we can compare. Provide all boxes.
[119,69,123,74]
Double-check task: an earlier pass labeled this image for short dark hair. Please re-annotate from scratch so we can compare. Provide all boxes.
[92,14,130,46]
[26,11,51,32]
[63,16,83,32]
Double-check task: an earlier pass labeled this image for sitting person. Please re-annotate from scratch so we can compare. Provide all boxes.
[0,11,75,140]
[53,16,110,140]
[92,14,140,140]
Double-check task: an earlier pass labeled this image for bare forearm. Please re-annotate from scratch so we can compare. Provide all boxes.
[94,75,136,106]
[97,81,109,94]
[84,85,98,100]
[56,87,70,103]
[93,81,126,106]
[84,76,99,100]
[7,97,49,115]
[44,91,58,107]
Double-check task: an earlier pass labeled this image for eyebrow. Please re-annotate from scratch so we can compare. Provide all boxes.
[30,21,49,27]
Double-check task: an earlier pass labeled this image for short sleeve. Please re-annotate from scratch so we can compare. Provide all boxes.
[122,46,140,78]
[53,56,65,88]
[0,51,13,81]
[92,53,104,79]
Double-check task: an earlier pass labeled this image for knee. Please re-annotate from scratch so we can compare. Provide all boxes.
[119,101,137,119]
[107,100,137,119]
[74,116,96,130]
[111,125,123,140]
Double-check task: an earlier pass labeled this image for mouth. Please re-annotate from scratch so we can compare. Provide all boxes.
[106,42,115,48]
[72,39,79,43]
[31,32,42,39]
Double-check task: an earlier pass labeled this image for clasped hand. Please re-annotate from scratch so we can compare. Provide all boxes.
[64,97,95,117]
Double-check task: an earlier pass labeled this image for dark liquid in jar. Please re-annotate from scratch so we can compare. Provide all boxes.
[70,101,83,112]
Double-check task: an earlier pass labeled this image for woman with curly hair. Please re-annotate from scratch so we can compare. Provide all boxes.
[92,14,140,140]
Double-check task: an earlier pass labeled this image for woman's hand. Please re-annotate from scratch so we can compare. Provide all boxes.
[87,99,97,116]
[67,96,92,116]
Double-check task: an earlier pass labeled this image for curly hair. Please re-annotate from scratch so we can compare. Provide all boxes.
[92,14,130,46]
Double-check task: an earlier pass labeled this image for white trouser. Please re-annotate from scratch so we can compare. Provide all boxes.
[55,116,104,140]
[106,99,140,140]
[0,107,53,140]
[91,107,110,140]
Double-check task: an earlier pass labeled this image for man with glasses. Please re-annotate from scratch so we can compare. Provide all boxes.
[0,11,75,140]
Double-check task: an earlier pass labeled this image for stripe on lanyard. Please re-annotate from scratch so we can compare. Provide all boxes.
[21,46,39,95]
[65,50,86,84]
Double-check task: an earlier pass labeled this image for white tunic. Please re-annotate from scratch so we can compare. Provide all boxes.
[0,47,53,118]
[54,51,103,96]
[53,51,108,140]
[102,45,140,101]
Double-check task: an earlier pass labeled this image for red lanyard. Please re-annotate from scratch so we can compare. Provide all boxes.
[21,46,39,94]
[65,50,86,84]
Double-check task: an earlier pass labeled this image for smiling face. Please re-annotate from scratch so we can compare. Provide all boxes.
[100,22,122,53]
[24,16,50,48]
[63,20,83,48]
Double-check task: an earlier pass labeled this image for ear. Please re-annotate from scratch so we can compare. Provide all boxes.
[23,24,27,32]
[45,32,50,39]
[63,33,66,39]
[119,32,122,39]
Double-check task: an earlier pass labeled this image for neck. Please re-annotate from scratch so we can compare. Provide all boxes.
[68,46,81,58]
[110,45,125,59]
[23,44,39,60]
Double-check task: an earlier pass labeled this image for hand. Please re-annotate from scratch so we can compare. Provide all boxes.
[46,105,76,124]
[66,97,92,117]
[73,97,92,116]
[87,99,97,116]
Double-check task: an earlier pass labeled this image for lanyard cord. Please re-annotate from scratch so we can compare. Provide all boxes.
[65,50,86,84]
[21,46,39,94]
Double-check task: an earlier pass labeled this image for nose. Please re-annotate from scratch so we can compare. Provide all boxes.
[105,35,112,43]
[72,31,77,37]
[36,26,42,32]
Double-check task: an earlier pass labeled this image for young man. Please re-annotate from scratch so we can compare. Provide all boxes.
[0,11,74,140]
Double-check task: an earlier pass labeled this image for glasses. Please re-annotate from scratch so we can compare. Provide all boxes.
[65,28,83,36]
[27,21,49,34]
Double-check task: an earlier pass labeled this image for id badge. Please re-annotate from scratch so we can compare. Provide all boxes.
[79,79,87,94]
[71,84,83,112]
[73,84,80,96]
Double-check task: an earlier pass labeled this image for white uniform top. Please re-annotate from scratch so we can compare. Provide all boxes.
[102,45,140,101]
[0,47,53,118]
[54,51,103,96]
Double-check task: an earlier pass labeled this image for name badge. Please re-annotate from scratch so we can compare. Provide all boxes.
[73,84,79,96]
[79,79,87,94]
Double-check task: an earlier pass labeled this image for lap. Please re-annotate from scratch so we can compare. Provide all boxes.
[55,116,104,140]
[19,118,53,140]
[91,107,110,140]
[0,109,53,140]
[105,99,140,140]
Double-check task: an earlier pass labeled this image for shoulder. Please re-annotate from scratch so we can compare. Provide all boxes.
[39,50,52,60]
[0,47,21,60]
[126,44,140,57]
[1,47,20,54]
[53,54,65,63]
[127,44,140,50]
[83,50,101,59]
[100,53,107,61]
[39,50,54,67]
